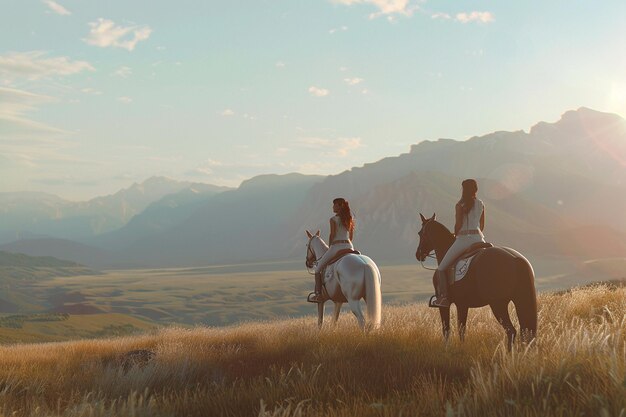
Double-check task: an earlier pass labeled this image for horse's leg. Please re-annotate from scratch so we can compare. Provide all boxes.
[317,301,325,329]
[439,307,451,342]
[490,301,516,352]
[512,260,538,344]
[347,299,365,330]
[332,302,342,325]
[457,304,469,342]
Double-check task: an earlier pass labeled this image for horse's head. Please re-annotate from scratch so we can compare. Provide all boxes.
[416,213,436,262]
[305,229,324,268]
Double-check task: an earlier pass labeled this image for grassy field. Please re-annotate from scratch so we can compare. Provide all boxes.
[0,283,623,416]
[0,256,623,344]
[28,257,626,326]
[0,313,156,343]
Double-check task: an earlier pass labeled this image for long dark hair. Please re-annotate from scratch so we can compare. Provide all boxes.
[459,179,478,214]
[333,198,354,232]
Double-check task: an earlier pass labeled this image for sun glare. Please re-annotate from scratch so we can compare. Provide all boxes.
[608,82,626,118]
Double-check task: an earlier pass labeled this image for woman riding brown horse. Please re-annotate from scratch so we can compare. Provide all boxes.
[416,211,537,351]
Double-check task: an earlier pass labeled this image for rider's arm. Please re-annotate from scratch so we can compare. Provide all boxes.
[454,203,463,237]
[329,218,336,244]
[480,206,485,231]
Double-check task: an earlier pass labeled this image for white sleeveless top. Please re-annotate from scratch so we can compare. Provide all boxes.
[460,198,484,232]
[331,215,351,243]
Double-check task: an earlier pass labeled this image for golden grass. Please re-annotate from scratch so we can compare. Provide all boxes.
[0,284,624,417]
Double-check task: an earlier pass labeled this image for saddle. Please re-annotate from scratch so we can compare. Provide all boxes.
[447,242,493,284]
[306,249,361,304]
[326,249,361,266]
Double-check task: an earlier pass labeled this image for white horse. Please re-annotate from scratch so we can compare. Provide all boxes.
[305,230,382,330]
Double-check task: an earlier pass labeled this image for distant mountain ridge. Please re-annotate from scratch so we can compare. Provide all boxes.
[0,177,232,244]
[2,107,624,267]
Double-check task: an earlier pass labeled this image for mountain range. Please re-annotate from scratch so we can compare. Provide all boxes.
[1,107,624,268]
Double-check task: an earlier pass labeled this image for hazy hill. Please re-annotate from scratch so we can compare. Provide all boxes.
[0,238,124,269]
[0,250,80,267]
[0,251,97,314]
[0,177,229,243]
[118,173,325,266]
[92,183,231,249]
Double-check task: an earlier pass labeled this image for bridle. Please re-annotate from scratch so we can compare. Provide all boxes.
[305,236,321,275]
[417,221,438,271]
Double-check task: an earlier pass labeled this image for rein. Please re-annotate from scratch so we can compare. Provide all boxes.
[305,237,321,275]
[419,252,438,271]
[418,222,439,271]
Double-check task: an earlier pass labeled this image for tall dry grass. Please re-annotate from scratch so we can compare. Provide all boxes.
[0,284,624,417]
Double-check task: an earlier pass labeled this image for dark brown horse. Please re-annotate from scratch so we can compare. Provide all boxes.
[415,213,537,351]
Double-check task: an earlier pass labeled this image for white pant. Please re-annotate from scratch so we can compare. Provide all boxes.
[315,242,354,273]
[438,234,485,272]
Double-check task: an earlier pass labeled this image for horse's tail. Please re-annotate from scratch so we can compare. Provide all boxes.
[512,256,537,343]
[364,262,382,330]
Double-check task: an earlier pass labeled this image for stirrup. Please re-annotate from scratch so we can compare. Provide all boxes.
[307,292,324,303]
[429,295,451,308]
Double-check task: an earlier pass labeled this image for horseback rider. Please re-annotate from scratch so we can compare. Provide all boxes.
[309,198,355,303]
[431,179,486,308]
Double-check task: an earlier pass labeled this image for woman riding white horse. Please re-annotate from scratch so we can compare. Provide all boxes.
[305,230,382,330]
[309,197,355,303]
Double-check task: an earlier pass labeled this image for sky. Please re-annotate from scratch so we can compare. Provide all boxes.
[1,0,625,200]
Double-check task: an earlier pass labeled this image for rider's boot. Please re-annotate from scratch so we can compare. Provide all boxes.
[309,271,324,303]
[432,269,451,307]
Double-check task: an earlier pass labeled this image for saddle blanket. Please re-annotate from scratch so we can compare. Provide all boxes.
[449,253,479,283]
[324,264,336,284]
[322,250,361,284]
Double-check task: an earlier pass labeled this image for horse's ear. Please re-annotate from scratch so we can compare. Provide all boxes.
[419,213,427,223]
[315,230,320,236]
[306,230,312,238]
[431,213,436,221]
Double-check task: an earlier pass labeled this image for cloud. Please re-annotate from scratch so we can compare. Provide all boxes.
[0,89,89,175]
[344,77,364,86]
[112,66,132,78]
[329,26,348,34]
[81,87,102,95]
[331,0,418,19]
[43,0,71,16]
[117,96,132,103]
[431,12,451,20]
[0,51,94,81]
[296,136,363,157]
[275,61,286,68]
[220,108,235,116]
[455,11,495,24]
[308,86,330,97]
[84,19,152,51]
[0,87,68,139]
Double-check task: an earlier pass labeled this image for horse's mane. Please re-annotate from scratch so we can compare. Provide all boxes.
[427,219,454,238]
[312,235,329,250]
